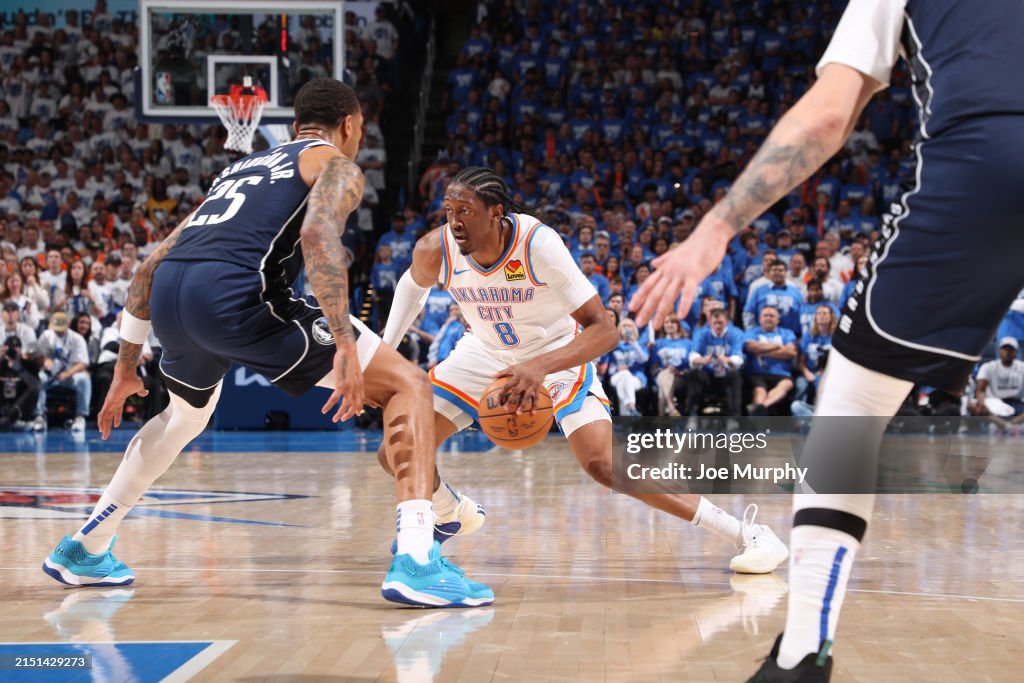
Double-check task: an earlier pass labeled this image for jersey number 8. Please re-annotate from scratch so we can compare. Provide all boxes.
[493,322,520,346]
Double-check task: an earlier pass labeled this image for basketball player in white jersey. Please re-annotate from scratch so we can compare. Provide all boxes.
[380,166,788,573]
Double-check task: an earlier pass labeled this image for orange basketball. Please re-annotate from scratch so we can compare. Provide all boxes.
[477,376,554,450]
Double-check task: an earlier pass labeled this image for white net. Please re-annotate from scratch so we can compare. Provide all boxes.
[211,90,266,155]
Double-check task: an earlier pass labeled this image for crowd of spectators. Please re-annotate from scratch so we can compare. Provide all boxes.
[2,0,1021,430]
[386,0,1024,424]
[0,1,406,431]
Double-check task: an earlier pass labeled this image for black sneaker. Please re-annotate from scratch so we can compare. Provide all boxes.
[746,634,833,682]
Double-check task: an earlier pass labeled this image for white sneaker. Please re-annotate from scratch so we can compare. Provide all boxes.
[32,416,46,432]
[71,417,86,433]
[435,491,486,540]
[730,504,789,574]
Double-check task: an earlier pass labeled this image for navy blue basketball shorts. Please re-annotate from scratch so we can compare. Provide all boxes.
[834,118,1024,393]
[150,261,381,405]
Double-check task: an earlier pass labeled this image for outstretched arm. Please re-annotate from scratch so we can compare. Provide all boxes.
[300,155,366,422]
[631,64,879,327]
[712,64,875,235]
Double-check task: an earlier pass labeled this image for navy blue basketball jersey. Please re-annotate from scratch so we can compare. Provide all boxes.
[903,0,1024,137]
[164,138,334,295]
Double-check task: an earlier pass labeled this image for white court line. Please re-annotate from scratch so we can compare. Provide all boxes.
[11,565,1024,605]
[162,640,237,683]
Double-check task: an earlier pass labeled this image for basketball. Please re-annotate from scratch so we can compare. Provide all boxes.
[477,377,554,449]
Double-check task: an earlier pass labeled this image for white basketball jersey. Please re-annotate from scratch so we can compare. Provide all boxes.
[437,213,597,358]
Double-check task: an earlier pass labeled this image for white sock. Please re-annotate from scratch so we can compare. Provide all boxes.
[396,499,434,564]
[690,496,743,545]
[777,525,860,669]
[73,492,132,555]
[69,389,219,556]
[770,349,901,669]
[432,478,460,521]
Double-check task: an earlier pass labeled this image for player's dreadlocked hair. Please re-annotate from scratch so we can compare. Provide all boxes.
[294,78,361,128]
[450,166,535,225]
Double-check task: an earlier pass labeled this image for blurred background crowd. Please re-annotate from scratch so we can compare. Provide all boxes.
[1,0,1021,432]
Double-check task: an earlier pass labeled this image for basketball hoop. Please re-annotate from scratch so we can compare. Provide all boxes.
[211,77,268,155]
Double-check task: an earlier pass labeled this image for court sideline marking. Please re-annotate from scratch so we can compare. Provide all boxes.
[5,566,1021,605]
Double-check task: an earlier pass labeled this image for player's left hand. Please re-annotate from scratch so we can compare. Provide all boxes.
[98,364,149,440]
[495,360,546,415]
[630,216,733,328]
[322,342,365,423]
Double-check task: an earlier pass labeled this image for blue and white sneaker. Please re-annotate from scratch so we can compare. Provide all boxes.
[42,536,135,587]
[390,492,486,554]
[382,541,494,608]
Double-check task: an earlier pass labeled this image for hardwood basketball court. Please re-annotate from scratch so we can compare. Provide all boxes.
[1,430,1021,681]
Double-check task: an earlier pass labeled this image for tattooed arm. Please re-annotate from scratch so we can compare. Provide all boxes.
[708,64,878,234]
[300,155,364,344]
[631,64,879,327]
[299,154,367,421]
[114,218,189,371]
[99,215,191,438]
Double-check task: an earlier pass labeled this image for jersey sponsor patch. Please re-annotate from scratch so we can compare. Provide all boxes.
[504,259,526,282]
[311,317,334,345]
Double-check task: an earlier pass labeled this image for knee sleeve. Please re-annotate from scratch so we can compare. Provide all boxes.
[168,381,222,427]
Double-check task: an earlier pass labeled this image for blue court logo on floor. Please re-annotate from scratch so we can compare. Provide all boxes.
[0,487,310,527]
[0,640,236,682]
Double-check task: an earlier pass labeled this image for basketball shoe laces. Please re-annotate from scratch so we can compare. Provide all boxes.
[740,503,761,548]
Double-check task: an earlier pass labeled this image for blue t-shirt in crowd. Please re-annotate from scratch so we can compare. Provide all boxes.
[422,288,454,336]
[612,340,650,385]
[744,283,804,335]
[371,261,400,294]
[744,326,797,377]
[691,324,746,371]
[799,300,840,339]
[378,229,416,270]
[653,337,691,370]
[801,332,833,380]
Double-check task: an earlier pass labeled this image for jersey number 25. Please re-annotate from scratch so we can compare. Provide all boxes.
[186,176,264,227]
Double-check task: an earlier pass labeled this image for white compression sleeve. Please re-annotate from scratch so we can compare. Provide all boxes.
[381,270,432,348]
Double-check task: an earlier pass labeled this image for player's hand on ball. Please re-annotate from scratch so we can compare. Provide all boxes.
[630,216,733,328]
[323,342,365,423]
[98,364,149,440]
[495,360,546,415]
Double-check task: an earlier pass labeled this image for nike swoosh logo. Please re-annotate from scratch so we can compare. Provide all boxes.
[453,268,471,275]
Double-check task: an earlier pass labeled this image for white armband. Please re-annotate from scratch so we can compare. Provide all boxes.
[381,270,432,348]
[119,310,152,345]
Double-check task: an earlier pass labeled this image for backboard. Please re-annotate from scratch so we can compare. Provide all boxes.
[137,0,344,124]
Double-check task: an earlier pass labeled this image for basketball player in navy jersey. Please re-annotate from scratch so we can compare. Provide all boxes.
[631,1,1024,679]
[42,78,493,608]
